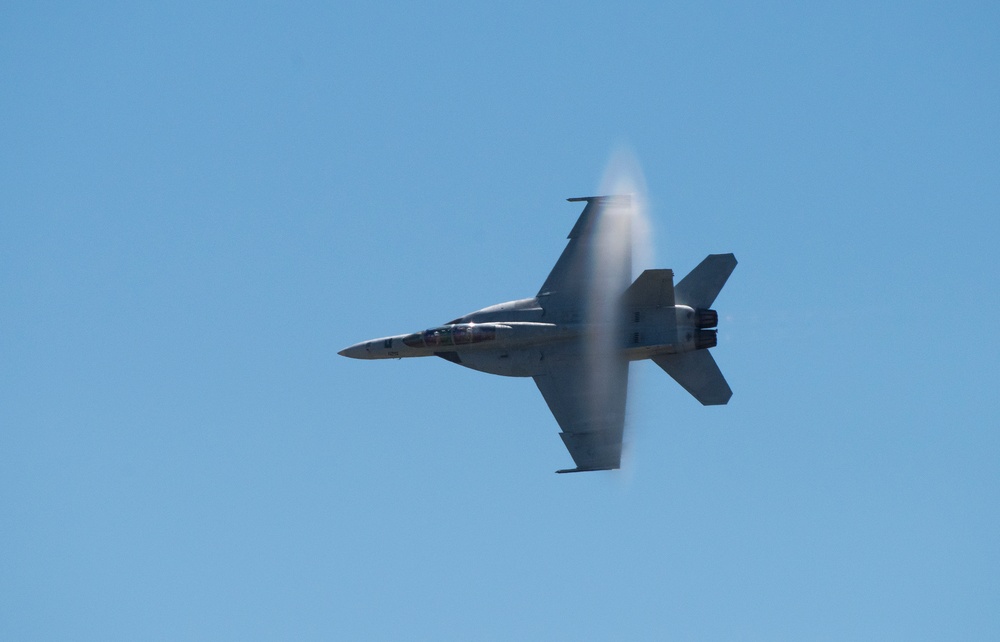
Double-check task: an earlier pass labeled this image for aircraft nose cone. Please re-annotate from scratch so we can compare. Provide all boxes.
[338,343,367,359]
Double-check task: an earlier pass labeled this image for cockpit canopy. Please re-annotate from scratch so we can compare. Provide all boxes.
[403,323,497,349]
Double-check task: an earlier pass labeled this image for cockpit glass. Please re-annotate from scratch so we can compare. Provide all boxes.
[403,324,497,349]
[471,325,496,342]
[452,325,471,345]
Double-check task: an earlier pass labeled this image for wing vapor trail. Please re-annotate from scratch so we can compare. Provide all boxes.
[584,148,651,475]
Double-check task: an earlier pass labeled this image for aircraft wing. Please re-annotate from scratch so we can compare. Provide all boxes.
[537,196,632,320]
[532,348,629,473]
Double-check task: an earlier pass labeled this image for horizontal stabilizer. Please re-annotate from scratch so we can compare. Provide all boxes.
[653,350,732,406]
[675,254,737,309]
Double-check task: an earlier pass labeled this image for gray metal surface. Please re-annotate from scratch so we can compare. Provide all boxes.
[340,197,737,472]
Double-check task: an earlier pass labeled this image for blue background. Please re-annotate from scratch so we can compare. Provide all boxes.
[2,3,998,639]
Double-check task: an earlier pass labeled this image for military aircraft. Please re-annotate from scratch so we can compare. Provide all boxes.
[340,196,736,473]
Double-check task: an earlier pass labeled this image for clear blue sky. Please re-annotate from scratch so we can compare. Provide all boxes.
[2,3,998,640]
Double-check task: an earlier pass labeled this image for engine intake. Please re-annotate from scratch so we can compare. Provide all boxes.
[695,329,717,350]
[696,309,718,329]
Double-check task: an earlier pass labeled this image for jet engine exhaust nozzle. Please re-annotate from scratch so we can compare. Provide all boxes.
[696,309,718,329]
[695,329,718,350]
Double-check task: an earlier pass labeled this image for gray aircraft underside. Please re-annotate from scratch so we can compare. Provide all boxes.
[340,196,737,473]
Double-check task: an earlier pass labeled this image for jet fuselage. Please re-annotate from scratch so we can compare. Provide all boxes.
[338,298,716,377]
[339,195,736,472]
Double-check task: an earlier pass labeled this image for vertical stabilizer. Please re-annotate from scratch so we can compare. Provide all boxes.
[622,269,675,308]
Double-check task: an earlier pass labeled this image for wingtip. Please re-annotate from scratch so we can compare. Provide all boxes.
[555,466,619,474]
[566,194,631,204]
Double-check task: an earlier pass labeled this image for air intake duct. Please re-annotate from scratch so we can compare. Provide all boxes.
[696,309,718,329]
[695,329,717,350]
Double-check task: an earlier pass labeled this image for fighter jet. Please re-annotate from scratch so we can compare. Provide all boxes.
[340,196,736,473]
